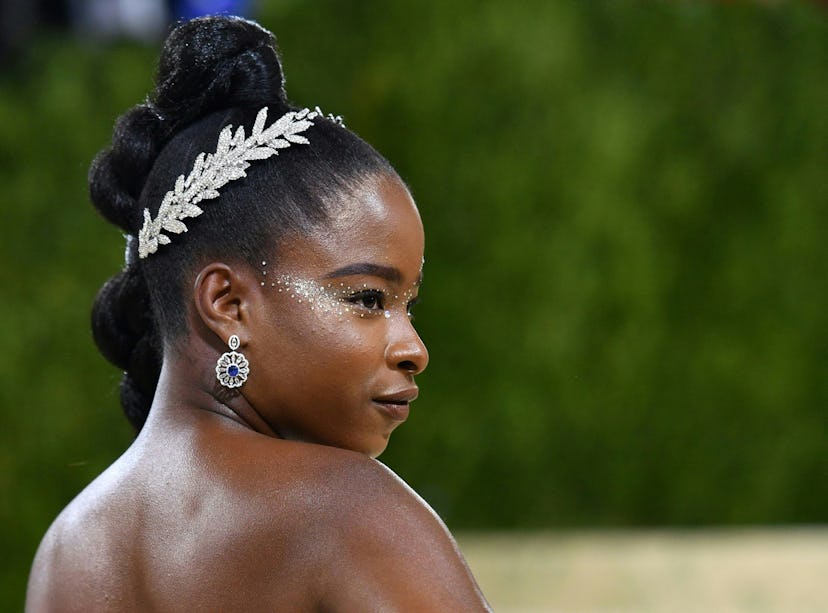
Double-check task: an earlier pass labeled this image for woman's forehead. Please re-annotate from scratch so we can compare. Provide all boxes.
[272,176,424,282]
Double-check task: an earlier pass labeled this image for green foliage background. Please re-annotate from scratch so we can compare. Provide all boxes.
[1,0,826,607]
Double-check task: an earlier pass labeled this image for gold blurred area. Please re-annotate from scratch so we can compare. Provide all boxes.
[459,529,828,612]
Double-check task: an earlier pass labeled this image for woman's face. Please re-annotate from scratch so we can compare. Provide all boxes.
[242,174,428,457]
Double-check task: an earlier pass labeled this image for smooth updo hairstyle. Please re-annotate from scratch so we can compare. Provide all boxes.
[89,16,397,431]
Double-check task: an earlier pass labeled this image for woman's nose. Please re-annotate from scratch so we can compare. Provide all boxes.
[385,321,429,375]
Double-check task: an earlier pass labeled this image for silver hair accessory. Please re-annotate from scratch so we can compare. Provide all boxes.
[124,234,137,266]
[138,106,343,259]
[215,334,249,389]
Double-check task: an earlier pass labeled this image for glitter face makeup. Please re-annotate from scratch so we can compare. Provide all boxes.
[237,174,428,458]
[265,273,421,321]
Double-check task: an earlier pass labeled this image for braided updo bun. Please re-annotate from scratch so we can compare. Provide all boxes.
[89,16,396,431]
[154,17,287,126]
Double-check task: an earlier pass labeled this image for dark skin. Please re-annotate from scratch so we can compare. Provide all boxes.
[26,175,491,611]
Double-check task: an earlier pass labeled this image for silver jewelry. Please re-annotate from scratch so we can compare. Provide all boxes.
[215,334,249,389]
[138,106,343,259]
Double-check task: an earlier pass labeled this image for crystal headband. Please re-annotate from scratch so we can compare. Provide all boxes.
[137,106,341,259]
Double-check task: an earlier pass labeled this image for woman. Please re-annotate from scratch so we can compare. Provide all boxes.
[26,16,490,612]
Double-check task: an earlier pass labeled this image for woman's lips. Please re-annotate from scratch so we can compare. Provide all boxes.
[372,400,411,421]
[372,388,417,421]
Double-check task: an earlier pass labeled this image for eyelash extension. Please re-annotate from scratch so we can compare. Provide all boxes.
[344,289,421,322]
[346,288,386,312]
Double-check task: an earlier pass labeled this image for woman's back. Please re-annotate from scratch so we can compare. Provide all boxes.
[29,408,485,611]
[29,414,332,610]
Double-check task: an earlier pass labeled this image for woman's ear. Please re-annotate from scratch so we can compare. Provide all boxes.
[192,263,255,345]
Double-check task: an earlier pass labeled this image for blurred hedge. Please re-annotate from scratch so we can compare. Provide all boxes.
[2,0,827,607]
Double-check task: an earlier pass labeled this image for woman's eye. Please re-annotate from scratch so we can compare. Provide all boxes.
[349,289,385,310]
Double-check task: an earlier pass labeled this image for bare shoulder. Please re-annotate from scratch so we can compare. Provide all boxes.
[281,447,492,612]
[242,439,440,533]
[225,437,490,610]
[26,464,138,612]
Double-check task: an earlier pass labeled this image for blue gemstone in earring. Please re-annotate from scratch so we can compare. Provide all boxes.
[228,365,240,377]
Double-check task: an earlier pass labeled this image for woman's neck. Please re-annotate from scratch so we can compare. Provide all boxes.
[143,339,279,438]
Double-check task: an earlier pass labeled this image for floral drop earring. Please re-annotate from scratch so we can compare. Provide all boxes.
[215,334,250,389]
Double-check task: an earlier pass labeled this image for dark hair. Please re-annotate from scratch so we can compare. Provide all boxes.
[89,16,396,431]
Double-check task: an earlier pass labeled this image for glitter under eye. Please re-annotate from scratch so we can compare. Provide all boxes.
[269,273,420,320]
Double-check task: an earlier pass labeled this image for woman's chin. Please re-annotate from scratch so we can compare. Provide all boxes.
[363,433,393,459]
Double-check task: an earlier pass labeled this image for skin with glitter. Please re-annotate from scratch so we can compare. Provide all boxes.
[262,273,421,321]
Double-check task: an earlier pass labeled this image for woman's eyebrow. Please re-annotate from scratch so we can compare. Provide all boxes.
[324,262,401,282]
